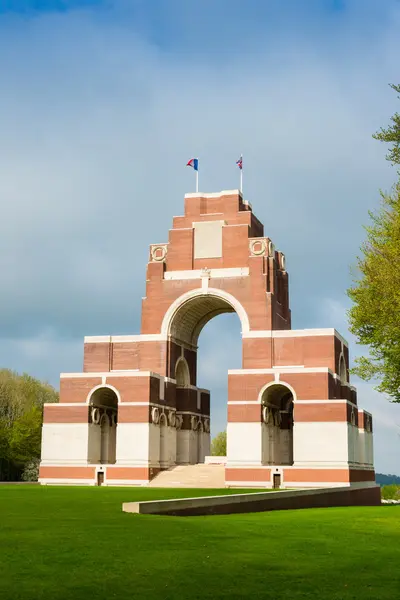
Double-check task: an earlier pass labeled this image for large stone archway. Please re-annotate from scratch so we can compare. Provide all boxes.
[39,189,375,489]
[163,290,245,466]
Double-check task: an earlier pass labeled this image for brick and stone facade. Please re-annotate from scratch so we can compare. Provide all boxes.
[39,189,375,488]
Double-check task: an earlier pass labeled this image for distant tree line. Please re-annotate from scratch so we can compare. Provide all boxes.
[0,369,58,481]
[376,473,400,486]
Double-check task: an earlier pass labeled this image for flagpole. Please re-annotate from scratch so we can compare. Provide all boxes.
[240,154,243,193]
[196,168,199,193]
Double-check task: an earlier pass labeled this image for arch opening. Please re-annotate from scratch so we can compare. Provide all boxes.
[167,293,244,466]
[175,357,191,388]
[261,384,294,466]
[168,293,236,346]
[339,354,347,384]
[88,387,118,465]
[179,311,241,465]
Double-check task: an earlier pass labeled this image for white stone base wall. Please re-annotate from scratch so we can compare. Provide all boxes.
[41,423,89,465]
[364,431,374,467]
[227,422,263,466]
[293,422,352,466]
[116,423,150,466]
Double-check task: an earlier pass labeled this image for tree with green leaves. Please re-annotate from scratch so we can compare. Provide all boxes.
[0,369,58,481]
[373,84,400,167]
[347,83,400,402]
[211,431,226,456]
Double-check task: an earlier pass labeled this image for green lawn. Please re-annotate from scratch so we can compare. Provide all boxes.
[0,486,399,600]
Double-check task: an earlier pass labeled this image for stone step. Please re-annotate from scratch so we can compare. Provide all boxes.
[148,464,225,488]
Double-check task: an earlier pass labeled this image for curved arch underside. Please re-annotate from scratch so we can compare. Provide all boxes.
[169,295,235,345]
[90,387,118,408]
[261,384,293,410]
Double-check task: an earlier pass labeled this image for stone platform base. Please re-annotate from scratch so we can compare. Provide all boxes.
[122,484,381,516]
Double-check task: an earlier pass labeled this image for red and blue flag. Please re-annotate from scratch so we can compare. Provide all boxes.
[186,158,199,171]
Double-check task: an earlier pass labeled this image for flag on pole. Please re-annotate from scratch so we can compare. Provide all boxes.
[186,158,199,171]
[186,158,199,192]
[236,155,243,192]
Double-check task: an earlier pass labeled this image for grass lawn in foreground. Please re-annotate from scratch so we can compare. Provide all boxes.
[0,485,399,600]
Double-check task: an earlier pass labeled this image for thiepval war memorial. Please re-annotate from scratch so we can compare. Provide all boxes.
[39,187,376,493]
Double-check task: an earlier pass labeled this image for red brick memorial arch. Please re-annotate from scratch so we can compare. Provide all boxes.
[39,190,375,489]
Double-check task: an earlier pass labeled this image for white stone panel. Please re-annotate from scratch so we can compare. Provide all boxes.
[159,425,177,468]
[116,423,150,465]
[227,423,263,465]
[176,430,191,464]
[149,423,160,466]
[193,221,224,259]
[201,432,211,461]
[87,424,101,463]
[365,432,374,466]
[189,430,198,464]
[166,426,177,467]
[358,429,366,466]
[159,424,168,468]
[164,267,249,280]
[347,424,359,465]
[262,423,277,464]
[279,429,292,465]
[108,425,117,463]
[293,422,350,465]
[41,424,89,465]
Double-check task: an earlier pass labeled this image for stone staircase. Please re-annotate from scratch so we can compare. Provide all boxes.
[148,464,225,488]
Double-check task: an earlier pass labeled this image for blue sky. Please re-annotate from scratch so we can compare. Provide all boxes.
[0,0,399,473]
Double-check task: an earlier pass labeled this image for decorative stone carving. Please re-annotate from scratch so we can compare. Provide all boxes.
[279,252,286,271]
[200,267,211,279]
[262,406,282,427]
[175,414,183,431]
[91,407,101,424]
[262,406,272,424]
[168,410,176,427]
[249,239,267,256]
[100,412,110,426]
[190,415,198,431]
[90,405,118,426]
[150,244,167,262]
[204,418,210,433]
[268,240,275,257]
[249,238,276,259]
[151,407,160,425]
[351,408,356,426]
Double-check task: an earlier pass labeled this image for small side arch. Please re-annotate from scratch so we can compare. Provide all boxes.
[258,380,297,404]
[339,353,347,384]
[175,357,191,388]
[259,380,295,467]
[87,385,119,465]
[86,383,122,405]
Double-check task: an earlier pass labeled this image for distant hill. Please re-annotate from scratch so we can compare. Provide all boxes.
[376,473,400,486]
